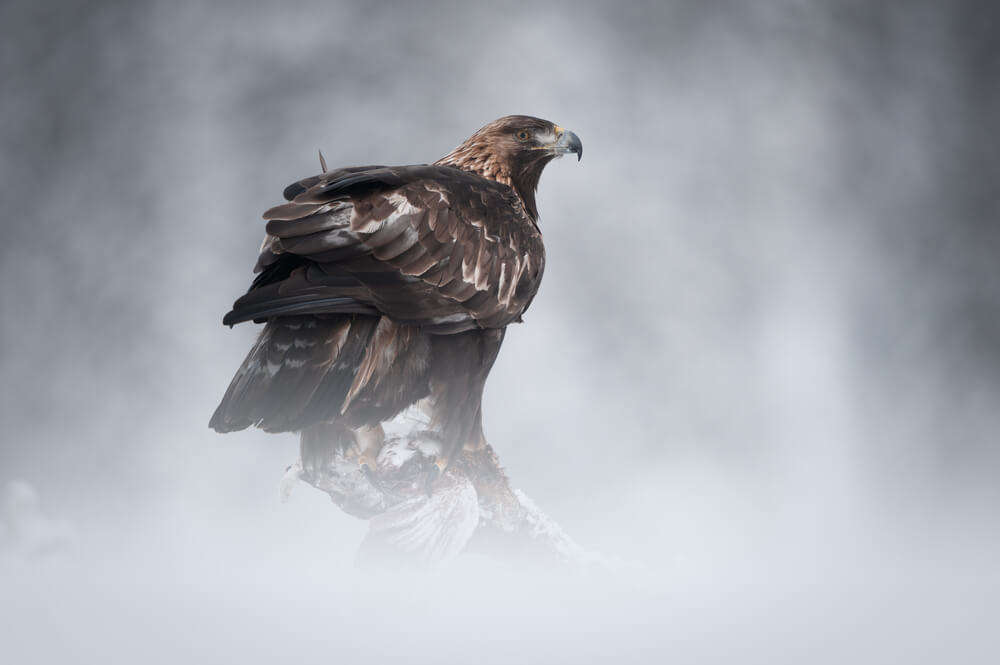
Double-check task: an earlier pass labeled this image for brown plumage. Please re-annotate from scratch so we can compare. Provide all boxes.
[210,116,582,472]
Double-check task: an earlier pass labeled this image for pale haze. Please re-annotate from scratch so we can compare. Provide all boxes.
[1,1,998,663]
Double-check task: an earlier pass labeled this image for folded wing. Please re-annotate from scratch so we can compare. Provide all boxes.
[224,165,545,334]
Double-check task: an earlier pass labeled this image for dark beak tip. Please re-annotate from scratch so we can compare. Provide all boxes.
[554,128,582,162]
[569,131,582,162]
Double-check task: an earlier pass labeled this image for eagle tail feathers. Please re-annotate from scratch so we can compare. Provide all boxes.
[209,315,378,433]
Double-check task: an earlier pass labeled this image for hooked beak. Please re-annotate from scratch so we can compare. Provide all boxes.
[550,126,583,161]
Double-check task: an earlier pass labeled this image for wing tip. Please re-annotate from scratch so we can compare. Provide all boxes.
[208,406,244,433]
[222,297,378,327]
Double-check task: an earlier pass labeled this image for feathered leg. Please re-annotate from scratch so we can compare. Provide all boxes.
[424,328,506,478]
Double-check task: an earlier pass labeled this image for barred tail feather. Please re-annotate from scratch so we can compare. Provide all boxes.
[208,315,378,433]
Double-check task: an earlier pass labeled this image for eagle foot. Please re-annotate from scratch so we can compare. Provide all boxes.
[357,452,379,474]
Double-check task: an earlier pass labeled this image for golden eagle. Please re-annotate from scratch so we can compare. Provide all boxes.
[210,116,582,478]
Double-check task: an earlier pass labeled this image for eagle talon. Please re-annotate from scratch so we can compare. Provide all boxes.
[421,457,449,496]
[357,454,378,473]
[354,424,384,477]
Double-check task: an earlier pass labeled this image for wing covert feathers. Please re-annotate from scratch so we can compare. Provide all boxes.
[225,165,545,333]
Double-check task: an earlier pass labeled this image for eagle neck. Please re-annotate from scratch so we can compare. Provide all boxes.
[434,149,540,224]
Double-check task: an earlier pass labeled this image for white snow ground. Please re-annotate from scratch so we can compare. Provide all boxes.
[1,477,996,665]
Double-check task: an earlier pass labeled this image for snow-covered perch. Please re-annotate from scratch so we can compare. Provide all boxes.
[280,432,604,569]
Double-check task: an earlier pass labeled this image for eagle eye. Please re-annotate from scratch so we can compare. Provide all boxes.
[515,130,532,141]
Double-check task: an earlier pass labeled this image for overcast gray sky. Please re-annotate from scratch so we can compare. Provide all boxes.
[1,1,998,662]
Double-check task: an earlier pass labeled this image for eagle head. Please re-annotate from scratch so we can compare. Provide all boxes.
[436,115,582,221]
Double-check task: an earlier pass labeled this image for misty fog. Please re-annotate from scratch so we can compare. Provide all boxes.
[1,1,998,663]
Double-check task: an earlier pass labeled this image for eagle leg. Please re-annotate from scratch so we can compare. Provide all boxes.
[462,407,489,453]
[425,411,487,489]
[424,412,487,495]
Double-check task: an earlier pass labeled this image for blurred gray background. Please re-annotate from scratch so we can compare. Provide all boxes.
[1,0,998,663]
